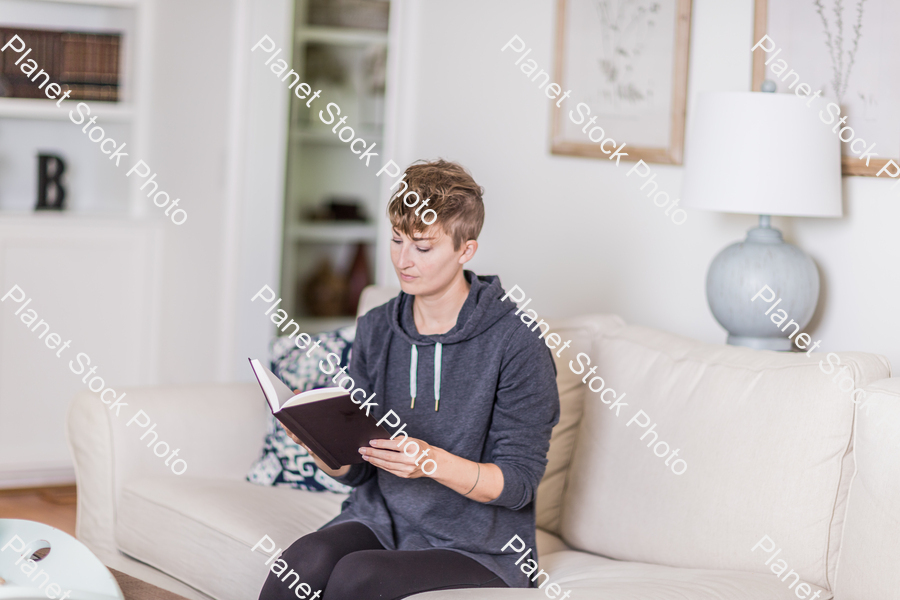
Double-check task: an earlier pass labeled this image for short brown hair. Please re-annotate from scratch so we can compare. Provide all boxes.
[387,159,484,250]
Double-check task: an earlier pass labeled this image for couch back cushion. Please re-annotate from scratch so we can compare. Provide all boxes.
[559,323,890,590]
[833,379,900,599]
[358,285,400,317]
[536,315,625,534]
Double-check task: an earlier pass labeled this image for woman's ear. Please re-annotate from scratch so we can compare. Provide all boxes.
[458,240,478,265]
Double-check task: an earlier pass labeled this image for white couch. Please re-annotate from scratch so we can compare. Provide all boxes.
[67,287,900,600]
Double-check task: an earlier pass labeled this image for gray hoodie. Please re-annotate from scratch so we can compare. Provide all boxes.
[324,271,560,588]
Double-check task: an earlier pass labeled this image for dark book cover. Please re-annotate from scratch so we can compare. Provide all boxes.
[249,358,392,470]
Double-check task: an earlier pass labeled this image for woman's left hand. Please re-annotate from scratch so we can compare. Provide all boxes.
[359,437,438,479]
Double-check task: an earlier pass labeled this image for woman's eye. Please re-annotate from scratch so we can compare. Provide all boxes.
[416,247,430,253]
[392,238,401,244]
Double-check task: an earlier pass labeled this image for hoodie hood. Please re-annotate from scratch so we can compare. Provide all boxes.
[385,271,517,412]
[387,270,515,346]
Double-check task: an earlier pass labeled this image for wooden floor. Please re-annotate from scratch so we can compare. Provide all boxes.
[0,485,77,536]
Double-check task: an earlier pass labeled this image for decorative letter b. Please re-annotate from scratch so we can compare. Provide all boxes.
[36,154,66,210]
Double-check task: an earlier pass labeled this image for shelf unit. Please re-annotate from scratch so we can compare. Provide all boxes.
[0,0,147,216]
[296,25,387,45]
[280,0,390,333]
[0,97,135,120]
[290,124,382,146]
[286,221,378,243]
[0,0,156,489]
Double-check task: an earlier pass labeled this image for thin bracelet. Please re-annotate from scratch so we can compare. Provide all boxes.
[463,463,480,496]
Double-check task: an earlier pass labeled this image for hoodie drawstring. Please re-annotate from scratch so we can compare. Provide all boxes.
[410,343,442,411]
[410,345,418,409]
[433,343,442,411]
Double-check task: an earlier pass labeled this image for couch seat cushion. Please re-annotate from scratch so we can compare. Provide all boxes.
[408,550,830,600]
[116,477,346,600]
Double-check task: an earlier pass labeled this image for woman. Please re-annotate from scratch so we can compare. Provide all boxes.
[259,160,560,600]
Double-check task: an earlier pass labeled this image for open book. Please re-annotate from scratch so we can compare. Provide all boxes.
[249,359,391,469]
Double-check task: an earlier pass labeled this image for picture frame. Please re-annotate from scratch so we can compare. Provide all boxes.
[752,0,900,176]
[550,0,693,165]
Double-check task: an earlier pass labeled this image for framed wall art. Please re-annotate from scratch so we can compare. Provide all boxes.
[551,0,693,165]
[752,0,900,176]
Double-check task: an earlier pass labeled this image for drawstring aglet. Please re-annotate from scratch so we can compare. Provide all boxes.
[435,398,439,411]
[411,396,415,409]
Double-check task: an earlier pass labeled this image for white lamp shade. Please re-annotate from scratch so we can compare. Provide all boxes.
[682,92,842,217]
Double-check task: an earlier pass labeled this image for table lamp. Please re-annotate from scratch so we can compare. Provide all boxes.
[681,90,842,350]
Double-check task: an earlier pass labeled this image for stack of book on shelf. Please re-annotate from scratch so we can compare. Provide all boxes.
[0,27,121,102]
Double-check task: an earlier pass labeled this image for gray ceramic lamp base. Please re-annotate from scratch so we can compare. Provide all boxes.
[707,218,819,351]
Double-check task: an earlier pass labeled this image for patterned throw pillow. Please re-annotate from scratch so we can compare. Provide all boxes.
[246,326,356,493]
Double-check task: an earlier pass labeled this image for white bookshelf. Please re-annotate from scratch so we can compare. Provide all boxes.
[287,222,378,243]
[296,25,387,46]
[0,0,146,216]
[0,97,135,120]
[291,124,382,146]
[280,0,390,324]
[0,0,159,488]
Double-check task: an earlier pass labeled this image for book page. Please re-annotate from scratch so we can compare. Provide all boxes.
[249,359,295,412]
[281,387,348,409]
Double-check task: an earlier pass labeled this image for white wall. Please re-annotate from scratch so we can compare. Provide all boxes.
[378,0,900,371]
[145,0,291,384]
[227,0,293,382]
[144,0,236,383]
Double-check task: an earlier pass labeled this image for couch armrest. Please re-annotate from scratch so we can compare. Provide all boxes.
[66,382,267,556]
[834,377,900,599]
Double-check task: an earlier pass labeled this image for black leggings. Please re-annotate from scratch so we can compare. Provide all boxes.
[257,521,508,600]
